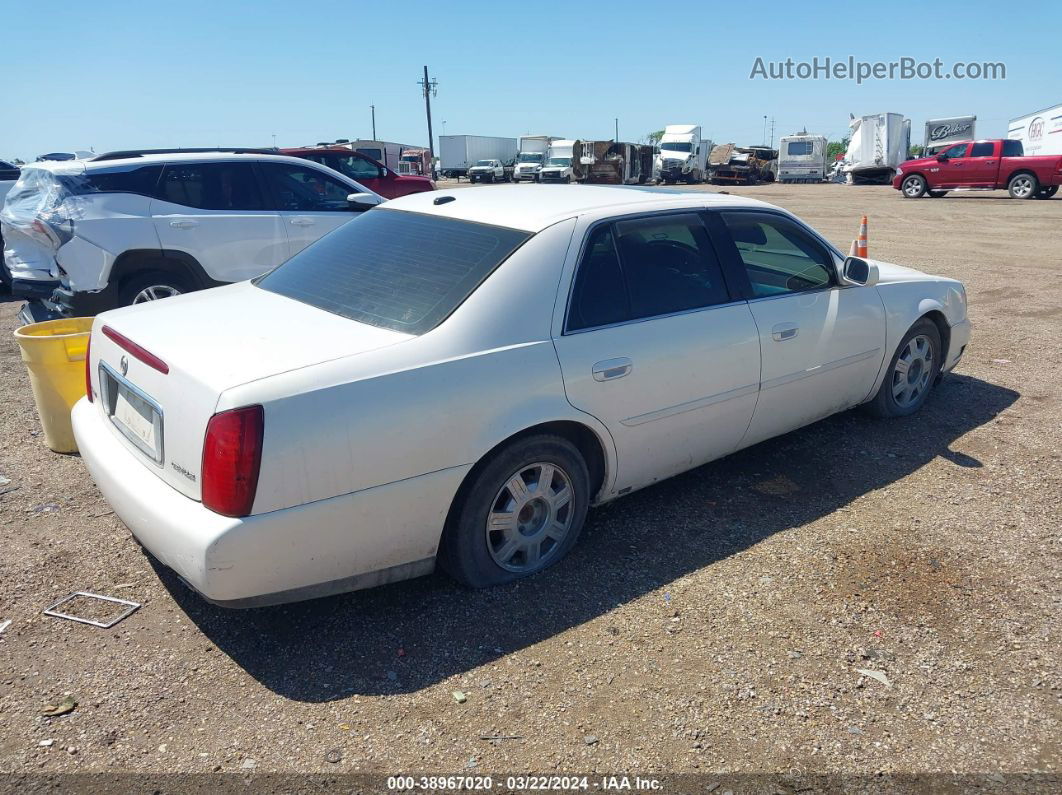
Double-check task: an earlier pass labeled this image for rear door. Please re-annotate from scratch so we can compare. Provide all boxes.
[713,211,886,448]
[257,161,363,256]
[150,161,288,283]
[552,211,761,493]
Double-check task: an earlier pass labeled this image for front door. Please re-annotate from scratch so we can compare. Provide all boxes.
[932,142,971,188]
[713,211,887,448]
[257,162,363,257]
[552,212,761,493]
[150,161,288,283]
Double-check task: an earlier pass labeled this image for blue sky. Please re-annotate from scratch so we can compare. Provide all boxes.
[4,0,1059,161]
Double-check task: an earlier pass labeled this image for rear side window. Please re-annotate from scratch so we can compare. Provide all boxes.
[567,213,731,331]
[157,163,264,210]
[970,142,995,157]
[1002,139,1024,157]
[257,209,531,334]
[79,165,162,197]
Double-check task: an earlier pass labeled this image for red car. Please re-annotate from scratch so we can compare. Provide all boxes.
[281,147,434,199]
[894,139,1062,199]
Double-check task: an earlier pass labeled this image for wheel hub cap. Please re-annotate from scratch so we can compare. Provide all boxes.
[133,285,182,303]
[486,462,574,572]
[892,334,934,408]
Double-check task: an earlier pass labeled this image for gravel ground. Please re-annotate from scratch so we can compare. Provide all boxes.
[0,183,1058,785]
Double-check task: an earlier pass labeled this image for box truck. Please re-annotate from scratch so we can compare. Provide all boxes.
[841,113,911,184]
[777,134,828,183]
[513,135,563,182]
[438,136,518,179]
[539,140,578,183]
[654,125,710,184]
[1007,104,1062,157]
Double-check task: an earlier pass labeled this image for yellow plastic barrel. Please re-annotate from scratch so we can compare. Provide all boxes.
[14,317,94,453]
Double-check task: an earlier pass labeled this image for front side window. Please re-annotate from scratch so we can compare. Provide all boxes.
[941,142,969,159]
[259,163,353,211]
[157,162,264,211]
[257,210,531,334]
[316,153,381,181]
[567,213,731,331]
[969,142,995,157]
[721,212,834,298]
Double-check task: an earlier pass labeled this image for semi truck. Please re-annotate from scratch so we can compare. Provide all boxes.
[513,135,562,182]
[438,135,518,179]
[777,133,828,183]
[654,125,710,184]
[1007,103,1062,157]
[539,140,577,183]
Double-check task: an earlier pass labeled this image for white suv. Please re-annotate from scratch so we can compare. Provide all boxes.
[0,149,382,316]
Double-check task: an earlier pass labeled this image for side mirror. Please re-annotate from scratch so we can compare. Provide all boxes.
[347,192,384,210]
[379,167,388,177]
[842,256,878,287]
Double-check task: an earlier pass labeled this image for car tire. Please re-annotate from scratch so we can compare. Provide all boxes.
[119,271,193,307]
[864,318,942,418]
[927,190,948,198]
[439,435,590,588]
[901,174,927,198]
[1008,172,1039,199]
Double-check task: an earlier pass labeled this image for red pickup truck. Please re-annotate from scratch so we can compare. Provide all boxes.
[281,147,434,199]
[894,139,1062,199]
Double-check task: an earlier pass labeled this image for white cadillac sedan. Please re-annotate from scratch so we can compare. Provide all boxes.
[73,186,971,607]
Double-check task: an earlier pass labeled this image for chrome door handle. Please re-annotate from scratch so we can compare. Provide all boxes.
[169,220,198,229]
[290,217,315,226]
[771,323,798,341]
[592,357,632,381]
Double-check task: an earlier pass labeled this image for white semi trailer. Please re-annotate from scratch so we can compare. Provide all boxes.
[1007,103,1062,157]
[777,134,828,183]
[654,125,710,184]
[438,135,518,179]
[842,112,911,185]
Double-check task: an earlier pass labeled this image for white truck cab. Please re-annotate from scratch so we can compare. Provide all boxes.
[538,140,576,183]
[513,135,561,182]
[655,125,710,184]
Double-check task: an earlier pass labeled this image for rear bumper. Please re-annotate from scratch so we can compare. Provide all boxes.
[72,398,468,607]
[11,277,60,300]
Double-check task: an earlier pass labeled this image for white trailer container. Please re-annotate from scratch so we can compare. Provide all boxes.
[1007,103,1062,157]
[438,135,518,178]
[777,134,828,183]
[514,135,562,182]
[539,140,577,183]
[654,125,710,184]
[842,112,911,185]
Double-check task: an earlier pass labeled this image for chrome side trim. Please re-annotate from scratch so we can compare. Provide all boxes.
[761,347,882,392]
[621,382,759,427]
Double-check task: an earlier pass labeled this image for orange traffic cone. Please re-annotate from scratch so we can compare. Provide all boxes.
[856,215,868,258]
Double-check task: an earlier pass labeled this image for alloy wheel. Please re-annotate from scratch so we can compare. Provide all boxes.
[485,462,574,573]
[132,285,182,304]
[892,334,934,408]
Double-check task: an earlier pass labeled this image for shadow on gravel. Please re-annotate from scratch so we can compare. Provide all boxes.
[154,373,1018,701]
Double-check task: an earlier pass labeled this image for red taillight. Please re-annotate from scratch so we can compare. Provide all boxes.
[201,406,264,518]
[85,333,93,402]
[101,325,169,374]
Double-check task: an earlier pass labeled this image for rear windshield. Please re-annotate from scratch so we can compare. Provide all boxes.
[256,209,531,335]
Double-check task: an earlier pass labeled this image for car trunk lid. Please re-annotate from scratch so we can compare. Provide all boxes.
[89,281,411,500]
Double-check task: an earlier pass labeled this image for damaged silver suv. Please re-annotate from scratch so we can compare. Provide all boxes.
[0,149,382,317]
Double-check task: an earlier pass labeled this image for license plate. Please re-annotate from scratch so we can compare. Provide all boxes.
[100,364,164,464]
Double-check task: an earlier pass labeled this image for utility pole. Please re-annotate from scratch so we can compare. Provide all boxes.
[371,104,376,140]
[769,117,776,148]
[614,118,619,141]
[762,115,767,145]
[418,66,438,158]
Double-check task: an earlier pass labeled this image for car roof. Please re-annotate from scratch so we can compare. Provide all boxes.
[380,184,772,232]
[25,151,354,173]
